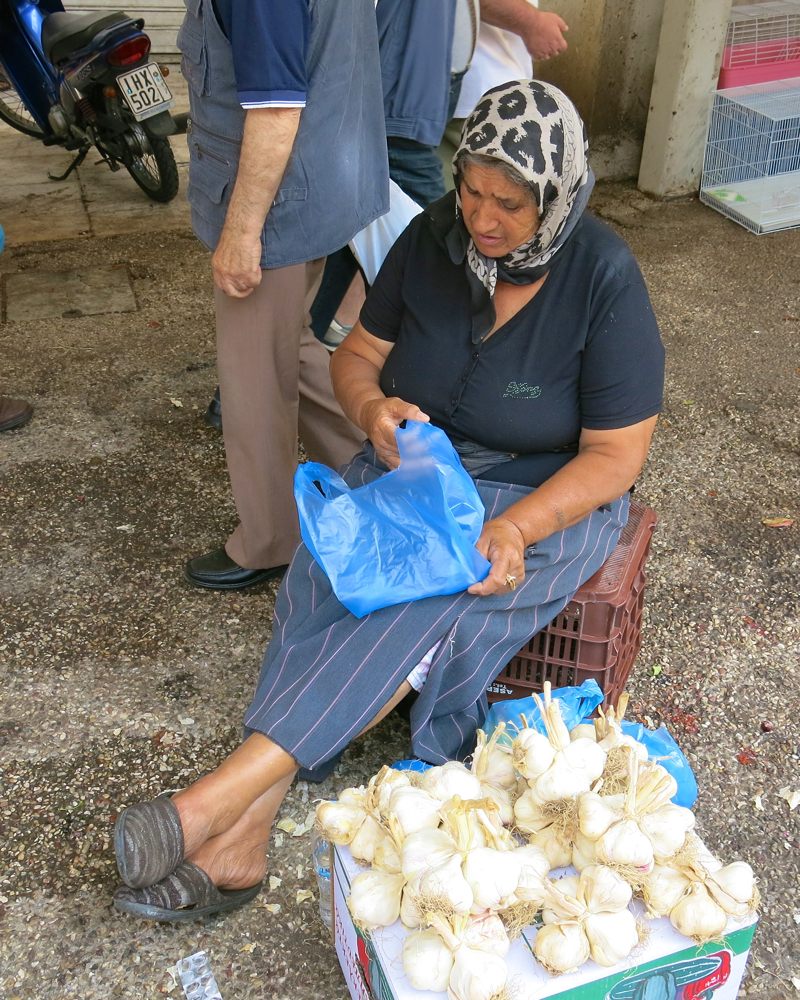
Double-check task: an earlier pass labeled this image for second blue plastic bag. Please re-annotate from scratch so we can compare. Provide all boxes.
[483,680,605,746]
[294,421,491,618]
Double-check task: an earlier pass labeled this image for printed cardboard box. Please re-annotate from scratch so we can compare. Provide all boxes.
[332,845,757,1000]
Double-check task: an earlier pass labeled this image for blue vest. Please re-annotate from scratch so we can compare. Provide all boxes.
[177,0,390,269]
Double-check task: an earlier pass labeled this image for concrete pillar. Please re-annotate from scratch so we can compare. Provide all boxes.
[638,0,732,197]
[537,0,667,181]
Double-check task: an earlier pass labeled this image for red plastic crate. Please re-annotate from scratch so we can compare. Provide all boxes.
[487,500,657,708]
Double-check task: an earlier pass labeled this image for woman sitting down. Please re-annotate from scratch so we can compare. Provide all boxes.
[113,80,664,921]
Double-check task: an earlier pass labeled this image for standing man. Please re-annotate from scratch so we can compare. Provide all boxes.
[180,0,389,590]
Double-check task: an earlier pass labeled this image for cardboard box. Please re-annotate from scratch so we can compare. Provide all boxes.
[332,845,757,1000]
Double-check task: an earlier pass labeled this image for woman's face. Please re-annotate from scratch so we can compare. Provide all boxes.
[460,161,540,258]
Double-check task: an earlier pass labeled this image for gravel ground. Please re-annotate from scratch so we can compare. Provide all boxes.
[0,184,798,999]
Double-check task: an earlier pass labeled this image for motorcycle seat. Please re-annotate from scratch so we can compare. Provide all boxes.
[41,10,131,65]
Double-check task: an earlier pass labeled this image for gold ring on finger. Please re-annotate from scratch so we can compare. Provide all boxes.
[505,574,517,591]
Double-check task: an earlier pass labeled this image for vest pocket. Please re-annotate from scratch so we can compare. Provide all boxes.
[177,4,209,96]
[187,137,234,219]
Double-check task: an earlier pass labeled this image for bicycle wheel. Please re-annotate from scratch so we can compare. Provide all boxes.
[0,68,45,137]
[122,121,179,203]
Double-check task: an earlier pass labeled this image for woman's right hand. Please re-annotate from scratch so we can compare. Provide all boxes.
[360,397,430,469]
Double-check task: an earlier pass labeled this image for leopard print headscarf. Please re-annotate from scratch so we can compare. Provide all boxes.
[445,79,594,342]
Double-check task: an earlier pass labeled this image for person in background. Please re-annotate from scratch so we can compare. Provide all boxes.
[181,0,389,590]
[440,0,569,182]
[0,223,34,432]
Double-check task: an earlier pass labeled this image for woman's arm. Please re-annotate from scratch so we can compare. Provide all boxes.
[330,321,430,469]
[468,416,658,596]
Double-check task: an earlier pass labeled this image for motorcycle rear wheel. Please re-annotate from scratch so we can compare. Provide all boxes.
[0,69,45,137]
[122,122,179,203]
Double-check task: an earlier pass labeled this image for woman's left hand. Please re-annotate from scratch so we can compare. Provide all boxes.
[468,517,527,597]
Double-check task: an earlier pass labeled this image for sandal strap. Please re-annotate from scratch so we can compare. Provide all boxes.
[115,794,184,889]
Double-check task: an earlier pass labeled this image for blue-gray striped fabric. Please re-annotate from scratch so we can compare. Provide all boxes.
[244,446,629,769]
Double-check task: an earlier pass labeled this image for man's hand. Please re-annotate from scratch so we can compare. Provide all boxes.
[212,106,301,299]
[212,228,263,298]
[522,9,568,61]
[360,397,430,469]
[468,517,527,597]
[480,0,568,62]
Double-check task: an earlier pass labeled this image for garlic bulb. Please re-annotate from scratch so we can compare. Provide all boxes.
[388,784,442,837]
[367,765,411,817]
[511,727,555,781]
[462,912,511,957]
[372,832,402,874]
[584,908,640,966]
[400,887,422,928]
[579,864,632,913]
[347,869,404,929]
[642,864,691,918]
[338,786,367,807]
[514,786,553,835]
[510,845,550,905]
[706,861,758,917]
[530,824,572,869]
[595,817,654,873]
[421,761,482,802]
[448,945,509,1000]
[640,804,695,864]
[471,725,518,791]
[578,791,624,841]
[669,882,728,943]
[541,876,580,924]
[462,847,521,912]
[349,813,387,865]
[571,832,598,873]
[315,799,366,845]
[416,854,474,914]
[570,723,597,742]
[402,928,454,991]
[534,922,590,975]
[401,828,458,882]
[524,686,607,803]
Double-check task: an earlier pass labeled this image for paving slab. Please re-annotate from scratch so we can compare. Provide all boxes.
[5,265,138,322]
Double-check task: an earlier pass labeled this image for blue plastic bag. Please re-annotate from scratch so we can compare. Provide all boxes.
[620,721,698,808]
[483,680,605,746]
[294,420,491,618]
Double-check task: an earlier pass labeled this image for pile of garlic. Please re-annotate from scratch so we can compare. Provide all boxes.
[315,683,760,996]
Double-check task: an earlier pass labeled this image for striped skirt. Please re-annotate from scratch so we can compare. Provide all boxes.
[244,446,629,772]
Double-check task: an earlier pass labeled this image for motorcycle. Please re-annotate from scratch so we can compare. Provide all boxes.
[0,0,179,202]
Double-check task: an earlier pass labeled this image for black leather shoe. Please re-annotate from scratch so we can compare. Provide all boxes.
[203,387,222,430]
[184,547,287,590]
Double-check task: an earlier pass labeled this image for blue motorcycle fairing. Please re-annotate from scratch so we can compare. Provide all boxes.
[0,0,64,131]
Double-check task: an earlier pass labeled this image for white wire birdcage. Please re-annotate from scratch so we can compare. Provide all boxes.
[701,77,800,233]
[723,1,800,69]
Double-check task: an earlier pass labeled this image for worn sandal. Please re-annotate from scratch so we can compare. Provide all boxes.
[114,793,184,889]
[113,860,263,922]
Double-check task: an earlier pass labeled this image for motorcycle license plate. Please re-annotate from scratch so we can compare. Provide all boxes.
[117,63,174,121]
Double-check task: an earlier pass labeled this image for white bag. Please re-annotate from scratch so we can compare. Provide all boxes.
[349,179,423,285]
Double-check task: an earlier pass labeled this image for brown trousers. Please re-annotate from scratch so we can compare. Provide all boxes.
[215,259,364,569]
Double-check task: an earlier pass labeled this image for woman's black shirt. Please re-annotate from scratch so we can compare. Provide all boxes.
[359,194,665,488]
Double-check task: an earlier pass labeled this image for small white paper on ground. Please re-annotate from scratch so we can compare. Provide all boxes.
[779,787,800,810]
